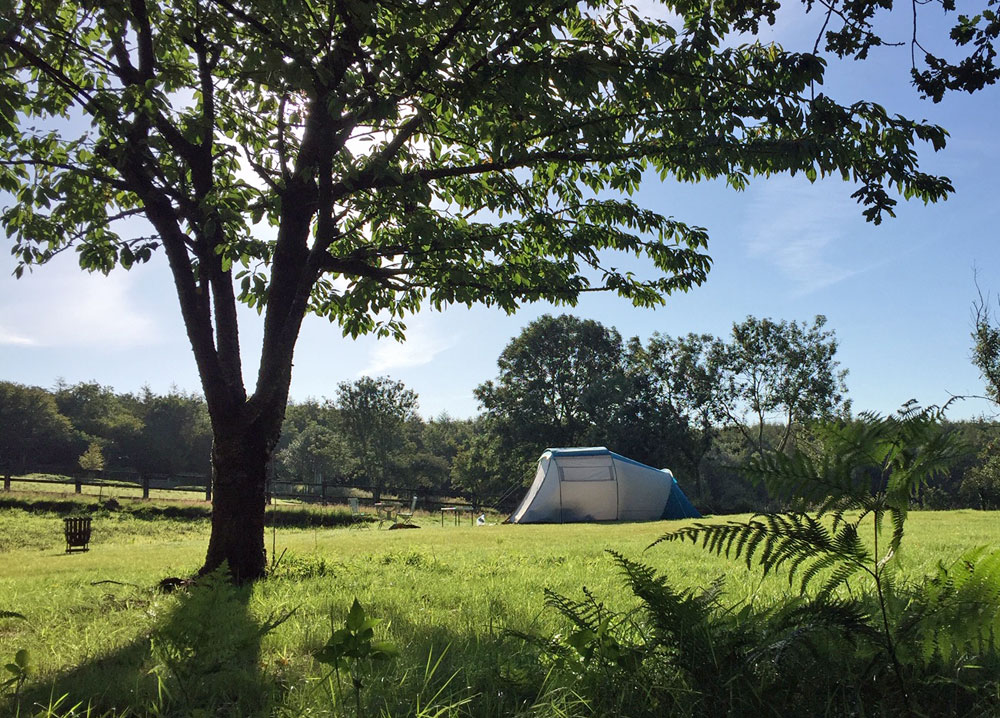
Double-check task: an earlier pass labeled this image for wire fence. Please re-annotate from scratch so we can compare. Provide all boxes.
[1,468,492,513]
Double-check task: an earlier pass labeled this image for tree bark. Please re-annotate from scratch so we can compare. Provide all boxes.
[201,420,273,583]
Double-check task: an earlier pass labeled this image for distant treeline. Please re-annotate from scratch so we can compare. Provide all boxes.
[3,313,999,513]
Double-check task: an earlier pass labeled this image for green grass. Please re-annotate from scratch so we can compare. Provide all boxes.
[1,505,998,717]
[6,475,211,503]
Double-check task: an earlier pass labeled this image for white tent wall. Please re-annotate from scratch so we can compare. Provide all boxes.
[509,453,557,523]
[613,456,672,521]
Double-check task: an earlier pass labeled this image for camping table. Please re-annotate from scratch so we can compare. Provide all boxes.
[374,501,400,526]
[440,506,474,526]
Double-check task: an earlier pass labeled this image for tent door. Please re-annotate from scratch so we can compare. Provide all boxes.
[557,460,618,522]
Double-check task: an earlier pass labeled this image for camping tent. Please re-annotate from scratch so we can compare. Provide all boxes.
[508,447,701,523]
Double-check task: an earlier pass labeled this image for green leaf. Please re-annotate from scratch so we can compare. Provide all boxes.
[346,598,365,632]
[369,640,398,659]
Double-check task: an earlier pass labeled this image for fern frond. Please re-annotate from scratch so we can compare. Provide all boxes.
[543,588,604,634]
[748,597,875,665]
[744,450,870,514]
[609,550,715,639]
[504,627,575,661]
[905,547,1000,664]
[656,514,874,594]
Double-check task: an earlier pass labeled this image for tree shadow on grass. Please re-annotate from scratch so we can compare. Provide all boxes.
[322,601,552,718]
[8,569,285,717]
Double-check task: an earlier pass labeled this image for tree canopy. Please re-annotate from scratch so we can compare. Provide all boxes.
[0,381,78,474]
[476,314,628,449]
[335,376,418,501]
[641,316,849,455]
[2,0,957,348]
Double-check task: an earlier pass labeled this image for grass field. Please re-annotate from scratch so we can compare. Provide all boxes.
[1,494,998,717]
[5,476,212,503]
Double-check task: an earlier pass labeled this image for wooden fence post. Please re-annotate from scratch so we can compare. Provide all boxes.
[205,477,212,502]
[3,473,10,491]
[141,473,149,500]
[74,475,82,493]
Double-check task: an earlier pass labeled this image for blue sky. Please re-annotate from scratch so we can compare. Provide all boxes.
[2,3,1000,421]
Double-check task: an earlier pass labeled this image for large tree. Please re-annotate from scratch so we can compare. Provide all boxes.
[644,316,850,457]
[335,376,418,503]
[476,314,629,454]
[0,0,973,580]
[0,381,78,478]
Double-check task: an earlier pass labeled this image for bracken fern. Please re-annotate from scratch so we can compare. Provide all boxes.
[651,402,1000,715]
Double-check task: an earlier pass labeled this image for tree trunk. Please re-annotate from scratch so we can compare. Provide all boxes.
[201,424,271,583]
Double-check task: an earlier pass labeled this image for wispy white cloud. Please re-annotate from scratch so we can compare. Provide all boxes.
[359,317,454,375]
[0,327,36,346]
[0,258,162,349]
[743,178,866,295]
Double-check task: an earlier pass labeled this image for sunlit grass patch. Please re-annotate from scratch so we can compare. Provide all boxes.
[0,510,997,716]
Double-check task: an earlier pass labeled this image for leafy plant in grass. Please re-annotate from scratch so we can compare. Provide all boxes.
[526,405,1000,716]
[314,598,397,717]
[2,648,30,701]
[656,403,1000,715]
[523,556,872,717]
[1,611,29,706]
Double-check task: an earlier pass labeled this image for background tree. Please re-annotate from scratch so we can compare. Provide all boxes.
[611,348,699,485]
[335,376,418,503]
[78,441,105,474]
[476,314,629,473]
[53,382,145,470]
[419,414,474,480]
[451,417,519,509]
[972,284,1000,403]
[646,317,849,457]
[273,398,352,484]
[1,0,966,579]
[0,381,78,480]
[397,416,456,494]
[716,316,850,454]
[633,332,725,499]
[960,439,1000,510]
[476,314,699,494]
[135,388,213,476]
[274,423,350,485]
[636,317,848,508]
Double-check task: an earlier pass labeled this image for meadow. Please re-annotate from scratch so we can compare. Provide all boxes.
[1,492,998,717]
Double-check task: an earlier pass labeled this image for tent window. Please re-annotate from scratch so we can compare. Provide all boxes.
[559,465,614,482]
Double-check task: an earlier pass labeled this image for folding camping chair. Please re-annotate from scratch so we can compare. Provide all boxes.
[393,495,418,526]
[348,497,372,529]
